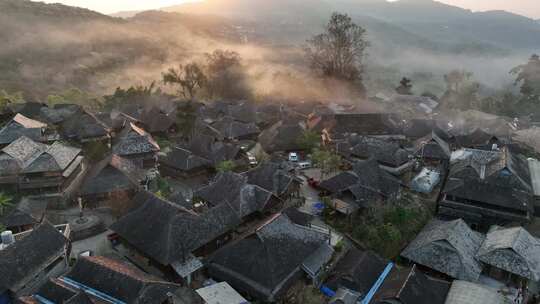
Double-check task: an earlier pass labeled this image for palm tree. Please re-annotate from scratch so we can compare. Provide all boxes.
[0,192,13,216]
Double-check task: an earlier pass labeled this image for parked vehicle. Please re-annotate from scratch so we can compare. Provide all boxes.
[298,161,312,169]
[288,152,299,162]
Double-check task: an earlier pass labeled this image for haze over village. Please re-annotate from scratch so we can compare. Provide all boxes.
[0,0,540,303]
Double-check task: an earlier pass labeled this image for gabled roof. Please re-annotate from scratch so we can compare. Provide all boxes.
[245,162,295,196]
[12,113,47,129]
[61,109,110,140]
[415,131,451,160]
[140,106,176,133]
[401,219,484,281]
[2,136,47,168]
[159,147,213,171]
[0,222,67,292]
[325,249,388,294]
[372,265,450,304]
[444,280,508,304]
[331,113,401,136]
[477,226,540,281]
[113,123,160,156]
[258,121,305,153]
[111,192,241,265]
[65,256,179,304]
[22,141,81,174]
[212,116,260,139]
[450,147,532,192]
[195,172,276,218]
[80,154,144,195]
[0,197,47,229]
[341,136,410,167]
[207,214,329,302]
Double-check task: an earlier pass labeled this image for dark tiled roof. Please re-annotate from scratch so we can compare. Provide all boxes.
[61,110,109,141]
[325,249,388,295]
[65,256,179,304]
[319,172,359,194]
[343,136,410,167]
[207,214,329,302]
[0,114,47,145]
[141,107,176,133]
[159,147,212,172]
[1,197,47,228]
[80,155,144,195]
[212,116,260,140]
[113,123,160,156]
[258,121,305,153]
[401,219,484,281]
[195,172,275,217]
[372,265,450,304]
[0,222,67,292]
[245,162,295,196]
[331,114,401,136]
[111,192,241,265]
[477,226,540,281]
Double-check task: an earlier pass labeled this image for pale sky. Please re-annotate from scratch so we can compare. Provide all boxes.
[41,0,540,19]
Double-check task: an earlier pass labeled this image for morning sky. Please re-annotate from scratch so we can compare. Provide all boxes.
[40,0,540,19]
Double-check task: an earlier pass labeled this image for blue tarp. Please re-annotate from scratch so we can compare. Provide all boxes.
[320,285,336,297]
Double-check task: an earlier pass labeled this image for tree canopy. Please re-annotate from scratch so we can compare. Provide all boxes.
[511,54,540,102]
[162,63,206,100]
[305,13,369,84]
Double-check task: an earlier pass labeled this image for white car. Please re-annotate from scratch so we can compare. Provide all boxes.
[247,153,259,166]
[289,152,299,162]
[298,161,312,169]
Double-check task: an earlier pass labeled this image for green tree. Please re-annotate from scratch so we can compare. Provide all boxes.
[102,82,166,110]
[312,148,342,179]
[47,88,102,110]
[396,77,413,95]
[205,49,250,99]
[0,192,13,216]
[297,130,321,152]
[217,160,236,173]
[511,54,540,102]
[162,63,206,100]
[0,90,23,113]
[176,101,198,139]
[305,13,369,87]
[441,70,480,110]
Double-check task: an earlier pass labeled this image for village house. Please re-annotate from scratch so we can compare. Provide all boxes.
[318,159,401,215]
[180,134,243,167]
[0,197,48,233]
[401,218,485,281]
[258,120,306,154]
[140,106,178,136]
[159,146,214,178]
[18,256,180,304]
[0,114,56,148]
[194,171,282,217]
[60,108,111,144]
[112,122,160,168]
[244,161,301,201]
[337,136,413,176]
[414,130,452,168]
[211,116,261,141]
[476,226,540,284]
[439,147,534,229]
[444,280,509,304]
[206,213,332,303]
[0,222,70,301]
[79,154,146,212]
[325,248,389,302]
[325,113,404,141]
[371,264,451,304]
[110,191,242,285]
[0,136,84,194]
